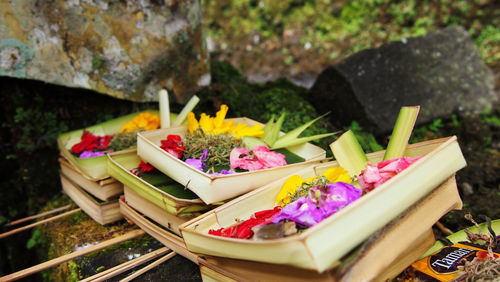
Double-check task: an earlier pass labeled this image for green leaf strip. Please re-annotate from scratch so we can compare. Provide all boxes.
[383,106,420,160]
[330,130,368,177]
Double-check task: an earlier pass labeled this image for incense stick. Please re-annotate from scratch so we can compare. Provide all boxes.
[4,204,73,227]
[80,246,170,282]
[0,208,81,240]
[0,229,145,281]
[119,252,176,282]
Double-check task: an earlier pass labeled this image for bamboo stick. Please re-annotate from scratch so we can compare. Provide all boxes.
[159,89,170,128]
[119,252,176,282]
[0,208,82,240]
[80,246,170,282]
[172,95,200,126]
[0,229,145,281]
[4,204,73,227]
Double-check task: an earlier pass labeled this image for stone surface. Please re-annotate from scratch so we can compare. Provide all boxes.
[308,26,498,134]
[78,237,201,281]
[0,0,210,103]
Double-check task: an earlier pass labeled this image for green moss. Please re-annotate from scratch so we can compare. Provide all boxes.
[203,0,500,67]
[347,121,383,153]
[67,260,81,281]
[195,61,334,152]
[81,234,153,262]
[91,54,103,71]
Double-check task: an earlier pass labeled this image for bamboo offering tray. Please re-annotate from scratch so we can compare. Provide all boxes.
[180,136,466,272]
[121,175,462,281]
[57,110,176,181]
[137,118,328,204]
[59,157,122,201]
[60,174,122,225]
[123,186,195,236]
[119,197,200,263]
[107,150,217,217]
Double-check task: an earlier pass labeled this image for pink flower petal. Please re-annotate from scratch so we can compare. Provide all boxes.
[359,156,421,192]
[362,165,381,183]
[230,146,287,171]
[254,148,286,168]
[230,147,250,169]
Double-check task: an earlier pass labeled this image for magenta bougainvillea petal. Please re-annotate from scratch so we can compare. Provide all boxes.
[230,146,287,171]
[358,157,421,192]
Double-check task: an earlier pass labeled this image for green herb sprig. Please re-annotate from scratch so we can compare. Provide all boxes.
[286,176,330,205]
[183,129,242,169]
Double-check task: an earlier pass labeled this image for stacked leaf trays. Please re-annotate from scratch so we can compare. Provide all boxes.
[57,110,172,225]
[109,111,467,280]
[109,115,328,258]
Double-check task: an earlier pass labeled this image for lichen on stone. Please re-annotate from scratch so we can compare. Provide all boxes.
[0,0,209,102]
[0,38,33,77]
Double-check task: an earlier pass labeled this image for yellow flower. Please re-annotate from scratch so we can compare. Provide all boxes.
[213,104,228,128]
[230,123,264,138]
[120,112,160,133]
[305,176,319,184]
[275,175,305,206]
[199,113,213,133]
[322,167,352,184]
[213,120,233,135]
[187,105,264,138]
[187,112,199,134]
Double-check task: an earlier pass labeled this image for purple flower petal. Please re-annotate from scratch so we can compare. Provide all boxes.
[185,158,206,172]
[272,197,319,227]
[201,149,209,160]
[79,151,105,158]
[272,182,362,228]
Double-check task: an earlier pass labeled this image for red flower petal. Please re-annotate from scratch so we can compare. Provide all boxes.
[159,135,185,159]
[138,161,156,173]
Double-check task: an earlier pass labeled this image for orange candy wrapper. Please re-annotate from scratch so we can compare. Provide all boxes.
[408,241,499,281]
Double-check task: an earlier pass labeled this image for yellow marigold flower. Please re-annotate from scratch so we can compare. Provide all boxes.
[213,120,232,135]
[213,104,228,128]
[120,112,160,133]
[276,174,305,206]
[322,167,352,184]
[230,123,264,138]
[199,113,213,133]
[187,112,199,134]
[187,105,263,138]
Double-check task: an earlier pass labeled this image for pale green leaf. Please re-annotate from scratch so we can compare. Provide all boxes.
[383,106,420,160]
[330,130,368,177]
[274,113,329,145]
[271,133,334,149]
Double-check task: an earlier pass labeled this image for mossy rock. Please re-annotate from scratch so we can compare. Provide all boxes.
[195,61,336,151]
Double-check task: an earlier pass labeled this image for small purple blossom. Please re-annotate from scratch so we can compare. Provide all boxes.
[201,149,209,160]
[272,182,362,228]
[185,158,206,171]
[185,149,209,172]
[272,196,319,227]
[79,150,105,158]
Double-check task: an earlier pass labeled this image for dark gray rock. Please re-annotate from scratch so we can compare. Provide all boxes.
[308,26,498,135]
